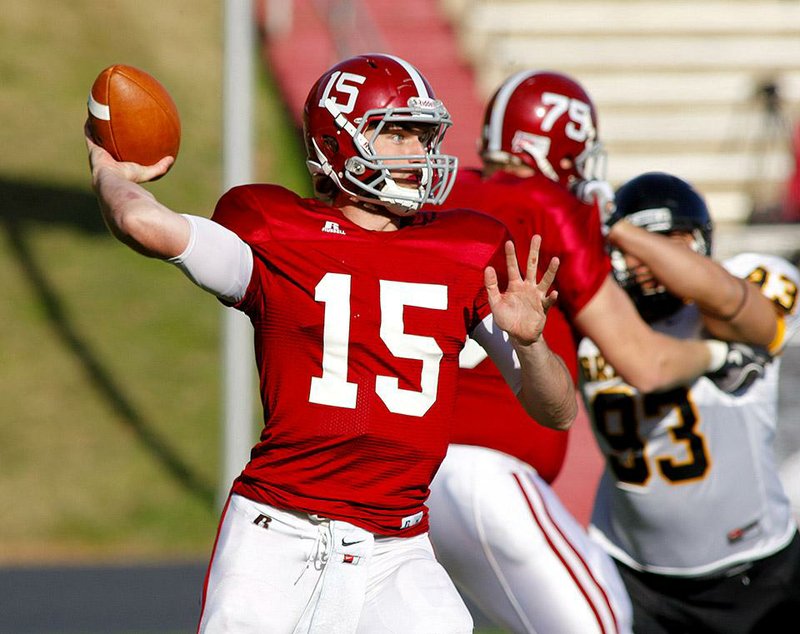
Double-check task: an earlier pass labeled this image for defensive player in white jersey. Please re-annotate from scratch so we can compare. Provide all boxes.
[580,172,800,633]
[85,53,579,633]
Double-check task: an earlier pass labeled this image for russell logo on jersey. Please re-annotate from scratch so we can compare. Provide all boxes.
[322,220,347,235]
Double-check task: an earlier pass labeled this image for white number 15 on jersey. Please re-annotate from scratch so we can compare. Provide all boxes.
[309,272,447,418]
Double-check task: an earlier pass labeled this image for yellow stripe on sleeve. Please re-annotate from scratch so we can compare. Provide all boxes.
[767,315,787,355]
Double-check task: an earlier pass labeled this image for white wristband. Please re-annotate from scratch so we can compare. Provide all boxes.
[705,340,729,372]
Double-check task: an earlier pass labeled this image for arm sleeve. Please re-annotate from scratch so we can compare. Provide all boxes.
[471,314,522,394]
[167,214,253,303]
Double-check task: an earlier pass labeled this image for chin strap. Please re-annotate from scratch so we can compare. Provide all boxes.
[378,177,422,213]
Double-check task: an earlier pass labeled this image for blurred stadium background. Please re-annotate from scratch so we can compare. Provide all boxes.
[1,1,799,632]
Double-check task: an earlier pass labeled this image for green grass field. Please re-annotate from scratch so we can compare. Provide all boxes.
[0,0,310,563]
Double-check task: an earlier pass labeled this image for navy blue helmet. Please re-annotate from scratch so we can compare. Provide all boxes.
[609,172,713,323]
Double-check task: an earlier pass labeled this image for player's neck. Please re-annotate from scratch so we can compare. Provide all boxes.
[339,202,404,232]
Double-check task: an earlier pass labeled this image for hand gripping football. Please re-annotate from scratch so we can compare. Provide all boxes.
[87,64,181,168]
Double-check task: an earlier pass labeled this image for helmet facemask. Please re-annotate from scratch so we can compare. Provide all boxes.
[572,137,607,188]
[610,244,685,324]
[610,204,713,323]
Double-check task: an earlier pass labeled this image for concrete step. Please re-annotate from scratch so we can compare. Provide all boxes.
[715,222,800,259]
[458,1,800,37]
[599,110,790,148]
[497,71,800,107]
[608,151,791,220]
[488,34,800,74]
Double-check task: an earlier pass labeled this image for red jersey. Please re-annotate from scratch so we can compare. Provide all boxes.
[444,169,611,482]
[211,184,510,536]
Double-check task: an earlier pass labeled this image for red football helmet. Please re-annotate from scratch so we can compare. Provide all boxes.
[303,53,458,215]
[480,70,605,190]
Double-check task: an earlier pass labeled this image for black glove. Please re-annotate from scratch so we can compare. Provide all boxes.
[706,342,772,394]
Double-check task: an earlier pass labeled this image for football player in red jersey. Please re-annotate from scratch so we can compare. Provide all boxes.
[426,70,763,634]
[84,54,577,634]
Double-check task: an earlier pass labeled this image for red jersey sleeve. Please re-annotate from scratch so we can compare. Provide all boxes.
[534,186,610,319]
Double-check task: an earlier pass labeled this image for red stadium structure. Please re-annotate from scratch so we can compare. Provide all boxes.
[782,121,800,223]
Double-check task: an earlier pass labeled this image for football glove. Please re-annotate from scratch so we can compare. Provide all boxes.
[705,342,772,394]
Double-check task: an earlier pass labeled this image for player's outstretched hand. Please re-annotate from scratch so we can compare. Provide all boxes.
[706,342,772,394]
[85,120,174,187]
[485,235,559,347]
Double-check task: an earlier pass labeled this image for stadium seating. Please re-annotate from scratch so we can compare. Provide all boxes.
[439,0,800,225]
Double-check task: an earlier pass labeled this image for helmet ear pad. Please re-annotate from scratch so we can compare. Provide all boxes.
[323,135,339,155]
[611,171,715,323]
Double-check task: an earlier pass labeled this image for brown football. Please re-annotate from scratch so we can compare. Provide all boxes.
[87,64,181,168]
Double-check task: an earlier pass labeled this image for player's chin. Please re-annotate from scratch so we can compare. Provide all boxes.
[386,203,420,217]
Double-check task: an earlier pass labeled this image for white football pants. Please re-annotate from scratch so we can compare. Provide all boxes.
[428,444,633,634]
[197,493,473,634]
